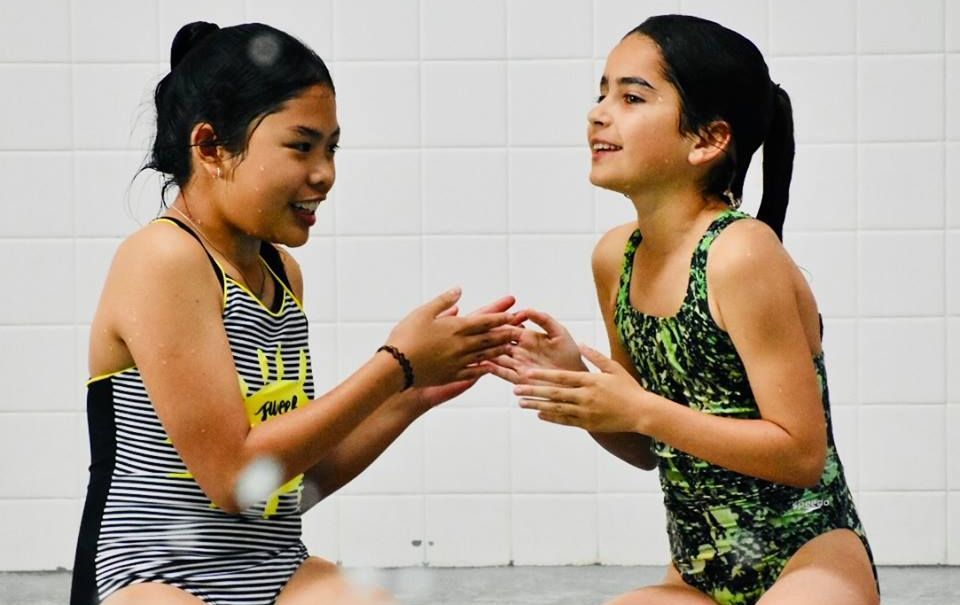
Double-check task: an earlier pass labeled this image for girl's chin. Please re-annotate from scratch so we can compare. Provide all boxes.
[589,172,631,196]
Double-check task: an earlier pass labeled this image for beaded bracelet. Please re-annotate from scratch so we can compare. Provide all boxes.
[377,345,414,391]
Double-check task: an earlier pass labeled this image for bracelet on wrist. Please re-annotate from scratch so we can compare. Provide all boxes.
[377,345,414,391]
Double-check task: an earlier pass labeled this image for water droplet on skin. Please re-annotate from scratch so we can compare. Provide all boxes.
[234,455,283,510]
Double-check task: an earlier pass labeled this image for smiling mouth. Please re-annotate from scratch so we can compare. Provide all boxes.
[291,200,322,213]
[591,142,622,152]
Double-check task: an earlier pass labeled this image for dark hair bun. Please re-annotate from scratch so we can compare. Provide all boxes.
[170,21,220,69]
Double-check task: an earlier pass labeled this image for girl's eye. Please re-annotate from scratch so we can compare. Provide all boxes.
[289,142,312,152]
[596,94,606,103]
[328,143,340,154]
[625,94,644,104]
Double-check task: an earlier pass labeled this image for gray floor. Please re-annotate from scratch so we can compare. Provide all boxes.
[3,566,958,604]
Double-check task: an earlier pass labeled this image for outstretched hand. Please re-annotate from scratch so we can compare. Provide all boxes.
[413,295,519,411]
[482,308,585,385]
[513,344,650,433]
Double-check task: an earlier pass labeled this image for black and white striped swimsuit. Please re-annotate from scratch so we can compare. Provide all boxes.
[71,217,315,605]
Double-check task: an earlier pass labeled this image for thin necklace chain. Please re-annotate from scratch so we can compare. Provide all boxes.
[169,205,267,299]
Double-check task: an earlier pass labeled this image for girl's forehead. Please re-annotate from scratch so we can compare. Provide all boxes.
[271,87,338,123]
[603,35,664,83]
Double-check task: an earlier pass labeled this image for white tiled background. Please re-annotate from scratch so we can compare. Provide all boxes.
[0,0,956,570]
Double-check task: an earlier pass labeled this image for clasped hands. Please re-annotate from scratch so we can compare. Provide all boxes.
[482,308,650,434]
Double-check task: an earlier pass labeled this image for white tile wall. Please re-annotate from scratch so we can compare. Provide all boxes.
[822,319,858,405]
[247,0,333,60]
[423,408,510,493]
[859,319,946,404]
[0,328,77,412]
[592,0,680,58]
[509,149,594,233]
[859,232,944,317]
[333,150,421,235]
[949,144,960,228]
[71,0,158,62]
[858,492,946,565]
[509,0,592,59]
[859,144,945,230]
[787,145,857,231]
[859,0,944,54]
[422,62,507,147]
[512,495,597,564]
[0,67,73,150]
[421,0,506,59]
[0,0,72,62]
[770,57,856,144]
[858,55,944,142]
[0,500,83,570]
[0,153,74,237]
[950,319,960,403]
[425,495,511,565]
[785,233,857,318]
[951,1,960,52]
[3,0,953,572]
[422,150,508,234]
[301,495,339,562]
[859,405,945,491]
[510,408,597,493]
[597,494,670,565]
[679,0,768,53]
[332,0,418,61]
[769,0,855,56]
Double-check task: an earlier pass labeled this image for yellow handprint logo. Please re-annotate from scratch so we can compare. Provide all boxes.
[240,346,310,518]
[167,345,311,519]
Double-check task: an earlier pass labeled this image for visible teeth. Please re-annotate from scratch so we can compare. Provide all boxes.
[292,201,320,212]
[592,143,621,151]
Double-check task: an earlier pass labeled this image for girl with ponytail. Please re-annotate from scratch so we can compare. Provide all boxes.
[489,15,878,605]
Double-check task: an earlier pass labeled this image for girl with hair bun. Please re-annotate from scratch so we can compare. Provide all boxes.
[489,15,879,605]
[72,22,516,605]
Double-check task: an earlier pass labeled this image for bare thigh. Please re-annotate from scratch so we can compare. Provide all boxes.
[102,582,204,605]
[276,556,396,605]
[757,529,879,605]
[603,564,715,605]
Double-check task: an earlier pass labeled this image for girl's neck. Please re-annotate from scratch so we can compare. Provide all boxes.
[627,186,728,255]
[170,191,261,271]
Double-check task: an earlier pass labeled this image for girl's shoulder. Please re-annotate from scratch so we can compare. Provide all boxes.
[592,222,638,276]
[707,215,790,281]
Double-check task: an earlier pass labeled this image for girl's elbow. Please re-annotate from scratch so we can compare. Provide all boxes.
[790,448,826,489]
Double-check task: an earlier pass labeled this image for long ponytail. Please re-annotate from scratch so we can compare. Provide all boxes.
[756,85,795,241]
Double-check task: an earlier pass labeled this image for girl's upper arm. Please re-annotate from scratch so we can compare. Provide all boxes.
[589,224,658,470]
[104,224,251,510]
[591,224,643,381]
[708,220,827,466]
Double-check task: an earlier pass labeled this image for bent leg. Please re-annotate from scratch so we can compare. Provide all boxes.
[102,582,204,605]
[758,529,879,605]
[276,556,395,605]
[603,565,716,605]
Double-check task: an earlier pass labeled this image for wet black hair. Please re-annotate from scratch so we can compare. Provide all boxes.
[143,22,335,202]
[627,15,795,240]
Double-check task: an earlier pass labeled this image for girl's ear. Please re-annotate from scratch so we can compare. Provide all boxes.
[688,120,732,167]
[189,122,227,179]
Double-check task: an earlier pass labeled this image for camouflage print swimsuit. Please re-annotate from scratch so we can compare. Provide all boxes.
[613,210,876,605]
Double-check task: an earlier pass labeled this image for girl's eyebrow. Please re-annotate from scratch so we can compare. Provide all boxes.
[289,125,341,139]
[599,75,657,91]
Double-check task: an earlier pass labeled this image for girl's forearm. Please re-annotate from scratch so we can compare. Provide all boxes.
[638,394,825,488]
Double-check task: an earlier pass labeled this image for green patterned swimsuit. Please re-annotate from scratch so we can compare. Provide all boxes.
[613,210,876,604]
